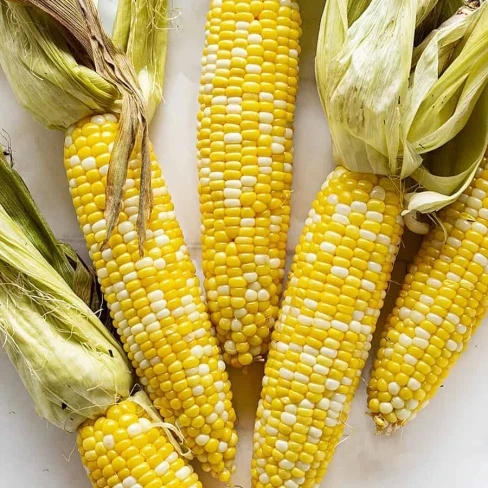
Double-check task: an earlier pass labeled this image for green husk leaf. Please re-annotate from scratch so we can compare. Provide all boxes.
[113,0,170,123]
[0,152,73,286]
[0,150,100,310]
[399,4,484,180]
[346,0,372,25]
[416,0,466,42]
[399,1,488,213]
[405,3,488,157]
[412,3,477,72]
[406,84,488,212]
[0,3,118,130]
[346,0,445,27]
[0,204,132,432]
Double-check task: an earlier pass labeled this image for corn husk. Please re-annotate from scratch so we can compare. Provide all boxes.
[403,3,488,212]
[0,152,99,309]
[113,0,169,123]
[0,150,132,432]
[0,4,118,130]
[316,0,488,213]
[316,0,417,176]
[0,204,133,432]
[0,0,169,248]
[416,0,465,42]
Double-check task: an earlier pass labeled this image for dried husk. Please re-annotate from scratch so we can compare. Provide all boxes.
[113,0,169,124]
[0,0,168,248]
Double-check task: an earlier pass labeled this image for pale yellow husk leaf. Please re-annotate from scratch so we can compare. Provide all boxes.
[316,0,417,176]
[0,2,118,130]
[0,0,168,129]
[113,0,169,123]
[316,0,488,213]
[0,204,133,432]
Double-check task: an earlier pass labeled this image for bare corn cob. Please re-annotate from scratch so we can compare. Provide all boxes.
[78,393,201,488]
[65,114,237,481]
[368,158,488,432]
[197,0,302,367]
[252,167,404,487]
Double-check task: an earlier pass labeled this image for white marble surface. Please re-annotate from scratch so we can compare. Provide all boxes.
[1,1,488,487]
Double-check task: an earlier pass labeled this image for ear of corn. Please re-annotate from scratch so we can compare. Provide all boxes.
[79,392,201,488]
[0,0,170,245]
[197,0,302,367]
[252,167,404,487]
[65,114,238,481]
[368,156,488,432]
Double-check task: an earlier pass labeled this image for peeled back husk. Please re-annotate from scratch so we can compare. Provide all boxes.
[0,204,132,432]
[0,151,100,310]
[403,2,488,213]
[316,0,488,213]
[0,0,169,246]
[316,0,417,176]
[0,2,119,130]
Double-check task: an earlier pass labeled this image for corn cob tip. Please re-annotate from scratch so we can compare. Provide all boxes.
[371,413,397,435]
[369,406,418,435]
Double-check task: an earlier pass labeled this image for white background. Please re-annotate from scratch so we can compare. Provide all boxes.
[1,1,488,487]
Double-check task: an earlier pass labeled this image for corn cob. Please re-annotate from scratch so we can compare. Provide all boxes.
[65,114,237,481]
[368,158,488,432]
[252,167,404,487]
[197,0,302,367]
[78,393,201,488]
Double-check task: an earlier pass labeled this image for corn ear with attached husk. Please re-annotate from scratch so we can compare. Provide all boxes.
[253,2,412,485]
[0,151,132,432]
[0,0,163,243]
[0,150,203,487]
[316,0,488,215]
